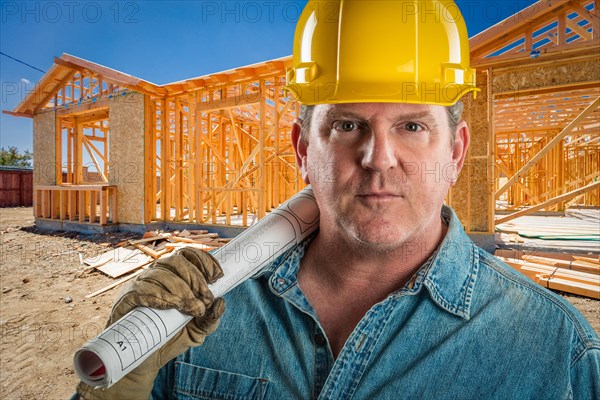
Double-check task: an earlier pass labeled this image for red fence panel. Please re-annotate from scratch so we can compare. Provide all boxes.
[0,168,33,207]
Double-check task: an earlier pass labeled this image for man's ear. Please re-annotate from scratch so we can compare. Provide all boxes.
[292,121,311,184]
[450,120,470,185]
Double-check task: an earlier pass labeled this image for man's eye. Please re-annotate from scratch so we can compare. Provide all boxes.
[405,122,423,132]
[333,120,359,132]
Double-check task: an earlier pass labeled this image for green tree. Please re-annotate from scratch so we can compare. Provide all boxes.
[0,146,33,167]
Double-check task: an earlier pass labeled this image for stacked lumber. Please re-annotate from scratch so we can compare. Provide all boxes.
[565,208,600,223]
[495,214,600,253]
[494,249,599,299]
[496,215,600,241]
[84,229,229,298]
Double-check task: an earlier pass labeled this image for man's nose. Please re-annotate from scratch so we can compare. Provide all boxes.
[360,132,398,172]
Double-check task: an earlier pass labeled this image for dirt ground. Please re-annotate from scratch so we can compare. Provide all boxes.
[1,207,599,399]
[0,208,136,399]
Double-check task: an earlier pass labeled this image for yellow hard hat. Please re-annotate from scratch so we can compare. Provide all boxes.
[285,0,478,106]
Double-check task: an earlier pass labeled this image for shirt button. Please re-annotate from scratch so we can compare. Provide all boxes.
[314,332,326,346]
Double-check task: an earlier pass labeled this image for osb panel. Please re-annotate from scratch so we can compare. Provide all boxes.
[468,158,491,233]
[492,58,600,94]
[448,158,493,233]
[109,92,145,224]
[465,71,490,158]
[33,111,56,185]
[450,69,493,234]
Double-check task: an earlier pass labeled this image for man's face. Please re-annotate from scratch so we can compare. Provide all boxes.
[293,102,469,252]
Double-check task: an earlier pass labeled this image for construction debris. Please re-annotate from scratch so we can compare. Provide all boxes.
[127,229,225,257]
[83,229,227,298]
[85,267,148,299]
[495,249,600,299]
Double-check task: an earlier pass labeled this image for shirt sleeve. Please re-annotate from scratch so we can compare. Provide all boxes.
[570,347,600,400]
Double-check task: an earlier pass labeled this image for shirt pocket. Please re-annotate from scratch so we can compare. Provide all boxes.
[173,361,269,400]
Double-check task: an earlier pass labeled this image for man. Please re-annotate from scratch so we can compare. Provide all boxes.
[77,1,599,399]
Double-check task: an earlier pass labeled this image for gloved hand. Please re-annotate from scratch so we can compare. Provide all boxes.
[76,247,225,400]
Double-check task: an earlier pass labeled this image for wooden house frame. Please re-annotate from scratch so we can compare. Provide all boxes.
[6,54,304,233]
[5,0,598,239]
[468,0,599,225]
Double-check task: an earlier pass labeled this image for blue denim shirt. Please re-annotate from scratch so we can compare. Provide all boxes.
[152,206,599,400]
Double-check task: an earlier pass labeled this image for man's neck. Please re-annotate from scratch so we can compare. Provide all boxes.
[297,218,448,357]
[301,218,447,298]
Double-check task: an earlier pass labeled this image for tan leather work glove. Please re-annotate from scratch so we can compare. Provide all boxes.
[76,247,225,400]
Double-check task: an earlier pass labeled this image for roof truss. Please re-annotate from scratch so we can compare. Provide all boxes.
[470,0,598,66]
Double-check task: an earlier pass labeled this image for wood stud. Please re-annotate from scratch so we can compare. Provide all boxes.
[472,0,600,220]
[140,73,303,227]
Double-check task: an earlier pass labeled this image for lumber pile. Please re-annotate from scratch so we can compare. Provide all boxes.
[84,229,229,298]
[494,249,599,299]
[565,208,600,223]
[495,214,600,253]
[496,215,600,241]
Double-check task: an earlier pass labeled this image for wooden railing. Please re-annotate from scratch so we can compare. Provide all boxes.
[34,185,117,225]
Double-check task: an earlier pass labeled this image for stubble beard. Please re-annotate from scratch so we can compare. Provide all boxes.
[330,176,415,256]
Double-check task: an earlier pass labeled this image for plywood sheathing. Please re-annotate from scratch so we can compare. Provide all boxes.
[32,111,57,219]
[33,111,56,185]
[451,69,494,234]
[491,58,600,94]
[109,92,145,224]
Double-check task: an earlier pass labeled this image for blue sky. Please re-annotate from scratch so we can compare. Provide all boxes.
[1,0,539,154]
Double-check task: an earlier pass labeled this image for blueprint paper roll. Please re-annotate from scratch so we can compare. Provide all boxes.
[74,186,319,388]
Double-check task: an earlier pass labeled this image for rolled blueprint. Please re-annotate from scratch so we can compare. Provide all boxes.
[73,186,319,388]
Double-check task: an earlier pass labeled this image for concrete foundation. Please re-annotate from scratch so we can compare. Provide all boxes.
[468,233,496,254]
[35,219,246,238]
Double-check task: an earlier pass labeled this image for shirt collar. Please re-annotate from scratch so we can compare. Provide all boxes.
[420,205,479,320]
[257,205,479,320]
[253,230,315,292]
